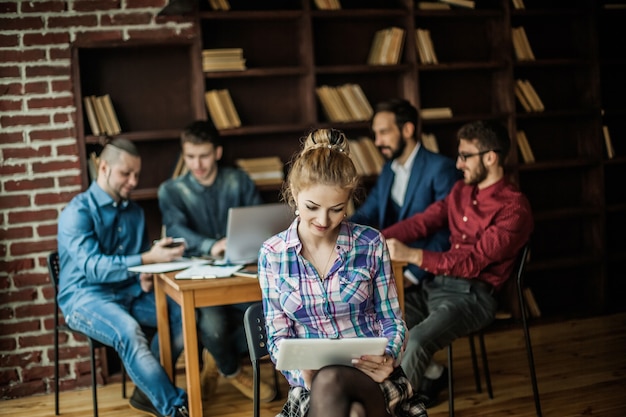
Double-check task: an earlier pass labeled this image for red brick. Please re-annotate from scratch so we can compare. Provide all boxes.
[8,210,58,225]
[0,66,20,78]
[73,0,121,12]
[4,177,54,192]
[128,27,182,39]
[0,2,18,13]
[0,163,27,176]
[74,30,124,44]
[57,143,80,156]
[0,319,40,337]
[0,34,18,47]
[53,112,72,124]
[0,82,23,95]
[127,0,166,7]
[3,146,52,159]
[37,223,57,237]
[0,195,30,210]
[25,65,70,78]
[0,99,22,112]
[13,272,50,288]
[0,350,42,367]
[30,129,74,141]
[102,12,153,26]
[15,304,55,322]
[0,337,17,350]
[9,240,57,256]
[0,17,44,31]
[48,15,98,29]
[0,288,37,304]
[32,159,81,173]
[0,379,46,399]
[58,175,83,187]
[50,47,71,61]
[23,32,70,47]
[21,1,67,13]
[34,191,77,206]
[1,115,50,127]
[41,287,55,303]
[28,96,74,110]
[0,132,24,144]
[24,81,48,94]
[0,258,35,274]
[0,369,19,386]
[0,226,33,240]
[0,308,15,320]
[1,49,46,63]
[51,79,72,93]
[22,365,56,382]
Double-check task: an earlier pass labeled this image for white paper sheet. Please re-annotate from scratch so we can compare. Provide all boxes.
[128,258,209,274]
[174,264,244,279]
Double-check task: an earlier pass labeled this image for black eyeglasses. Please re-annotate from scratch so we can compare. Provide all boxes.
[457,149,500,162]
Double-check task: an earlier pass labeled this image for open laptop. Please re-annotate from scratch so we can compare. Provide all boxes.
[215,203,294,265]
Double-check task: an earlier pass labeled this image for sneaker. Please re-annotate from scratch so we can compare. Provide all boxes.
[226,366,277,403]
[200,349,219,400]
[417,367,449,408]
[172,405,189,417]
[129,387,164,417]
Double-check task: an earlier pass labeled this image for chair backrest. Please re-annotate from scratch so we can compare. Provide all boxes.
[48,251,61,297]
[496,241,531,320]
[243,302,270,363]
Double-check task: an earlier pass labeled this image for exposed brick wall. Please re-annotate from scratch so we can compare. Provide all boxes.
[0,0,194,400]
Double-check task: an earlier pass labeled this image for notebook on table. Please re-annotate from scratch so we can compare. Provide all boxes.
[275,337,388,371]
[214,203,294,265]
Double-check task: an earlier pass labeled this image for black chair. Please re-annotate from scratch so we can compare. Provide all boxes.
[447,242,542,417]
[49,251,129,417]
[243,302,281,417]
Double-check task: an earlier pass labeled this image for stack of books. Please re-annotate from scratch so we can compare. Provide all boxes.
[204,89,242,130]
[207,0,230,10]
[83,94,121,136]
[235,156,284,187]
[415,28,438,65]
[348,137,384,176]
[313,0,341,10]
[315,84,373,123]
[421,132,440,153]
[512,27,535,61]
[515,130,535,163]
[202,48,246,72]
[514,79,545,112]
[511,0,525,9]
[367,27,406,65]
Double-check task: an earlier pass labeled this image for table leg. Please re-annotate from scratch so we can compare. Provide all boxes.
[181,291,203,417]
[155,274,173,380]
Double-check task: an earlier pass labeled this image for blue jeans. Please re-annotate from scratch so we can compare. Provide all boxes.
[401,276,497,389]
[197,302,251,376]
[66,290,187,417]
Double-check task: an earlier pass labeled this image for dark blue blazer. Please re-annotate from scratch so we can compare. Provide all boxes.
[350,147,461,282]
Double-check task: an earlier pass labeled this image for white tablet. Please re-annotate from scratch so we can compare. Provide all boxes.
[275,337,388,371]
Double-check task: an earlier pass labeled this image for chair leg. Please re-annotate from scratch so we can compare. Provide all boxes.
[521,309,543,416]
[121,362,127,399]
[447,344,454,417]
[478,333,493,399]
[89,342,99,417]
[54,328,60,415]
[468,334,482,393]
[252,360,260,417]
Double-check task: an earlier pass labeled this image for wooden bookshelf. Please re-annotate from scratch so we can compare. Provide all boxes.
[70,0,624,319]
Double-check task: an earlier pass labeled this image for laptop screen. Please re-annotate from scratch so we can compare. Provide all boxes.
[220,203,294,265]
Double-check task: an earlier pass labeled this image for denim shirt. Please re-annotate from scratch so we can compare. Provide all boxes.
[158,167,262,257]
[57,182,147,316]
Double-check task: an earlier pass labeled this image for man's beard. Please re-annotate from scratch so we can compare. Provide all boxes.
[465,161,488,185]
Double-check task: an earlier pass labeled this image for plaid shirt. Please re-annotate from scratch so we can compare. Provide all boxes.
[259,219,405,388]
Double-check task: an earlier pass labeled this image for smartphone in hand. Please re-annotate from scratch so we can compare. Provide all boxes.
[165,237,186,248]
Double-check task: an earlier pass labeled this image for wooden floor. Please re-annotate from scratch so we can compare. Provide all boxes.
[2,312,625,417]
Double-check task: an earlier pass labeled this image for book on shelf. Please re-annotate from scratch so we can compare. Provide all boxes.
[367,27,405,66]
[313,0,341,10]
[202,48,246,72]
[421,132,440,153]
[511,27,535,61]
[347,137,383,176]
[171,153,188,179]
[602,125,616,159]
[316,84,372,123]
[438,0,475,9]
[515,79,544,112]
[421,107,453,120]
[511,0,525,10]
[235,156,284,186]
[417,2,451,9]
[359,137,384,174]
[208,0,230,11]
[87,151,100,181]
[84,94,121,136]
[204,89,241,130]
[415,28,438,65]
[515,130,535,163]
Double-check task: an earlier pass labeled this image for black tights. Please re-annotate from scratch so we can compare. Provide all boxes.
[308,365,391,417]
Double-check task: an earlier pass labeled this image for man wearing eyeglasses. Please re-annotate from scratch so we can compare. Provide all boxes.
[382,120,534,406]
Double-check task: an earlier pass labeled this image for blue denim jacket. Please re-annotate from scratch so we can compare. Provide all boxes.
[158,167,262,257]
[57,182,147,315]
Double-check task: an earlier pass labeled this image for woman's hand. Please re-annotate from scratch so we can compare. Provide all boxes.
[352,353,393,383]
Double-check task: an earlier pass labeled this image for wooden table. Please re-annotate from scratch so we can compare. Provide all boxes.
[154,272,263,417]
[154,261,406,417]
